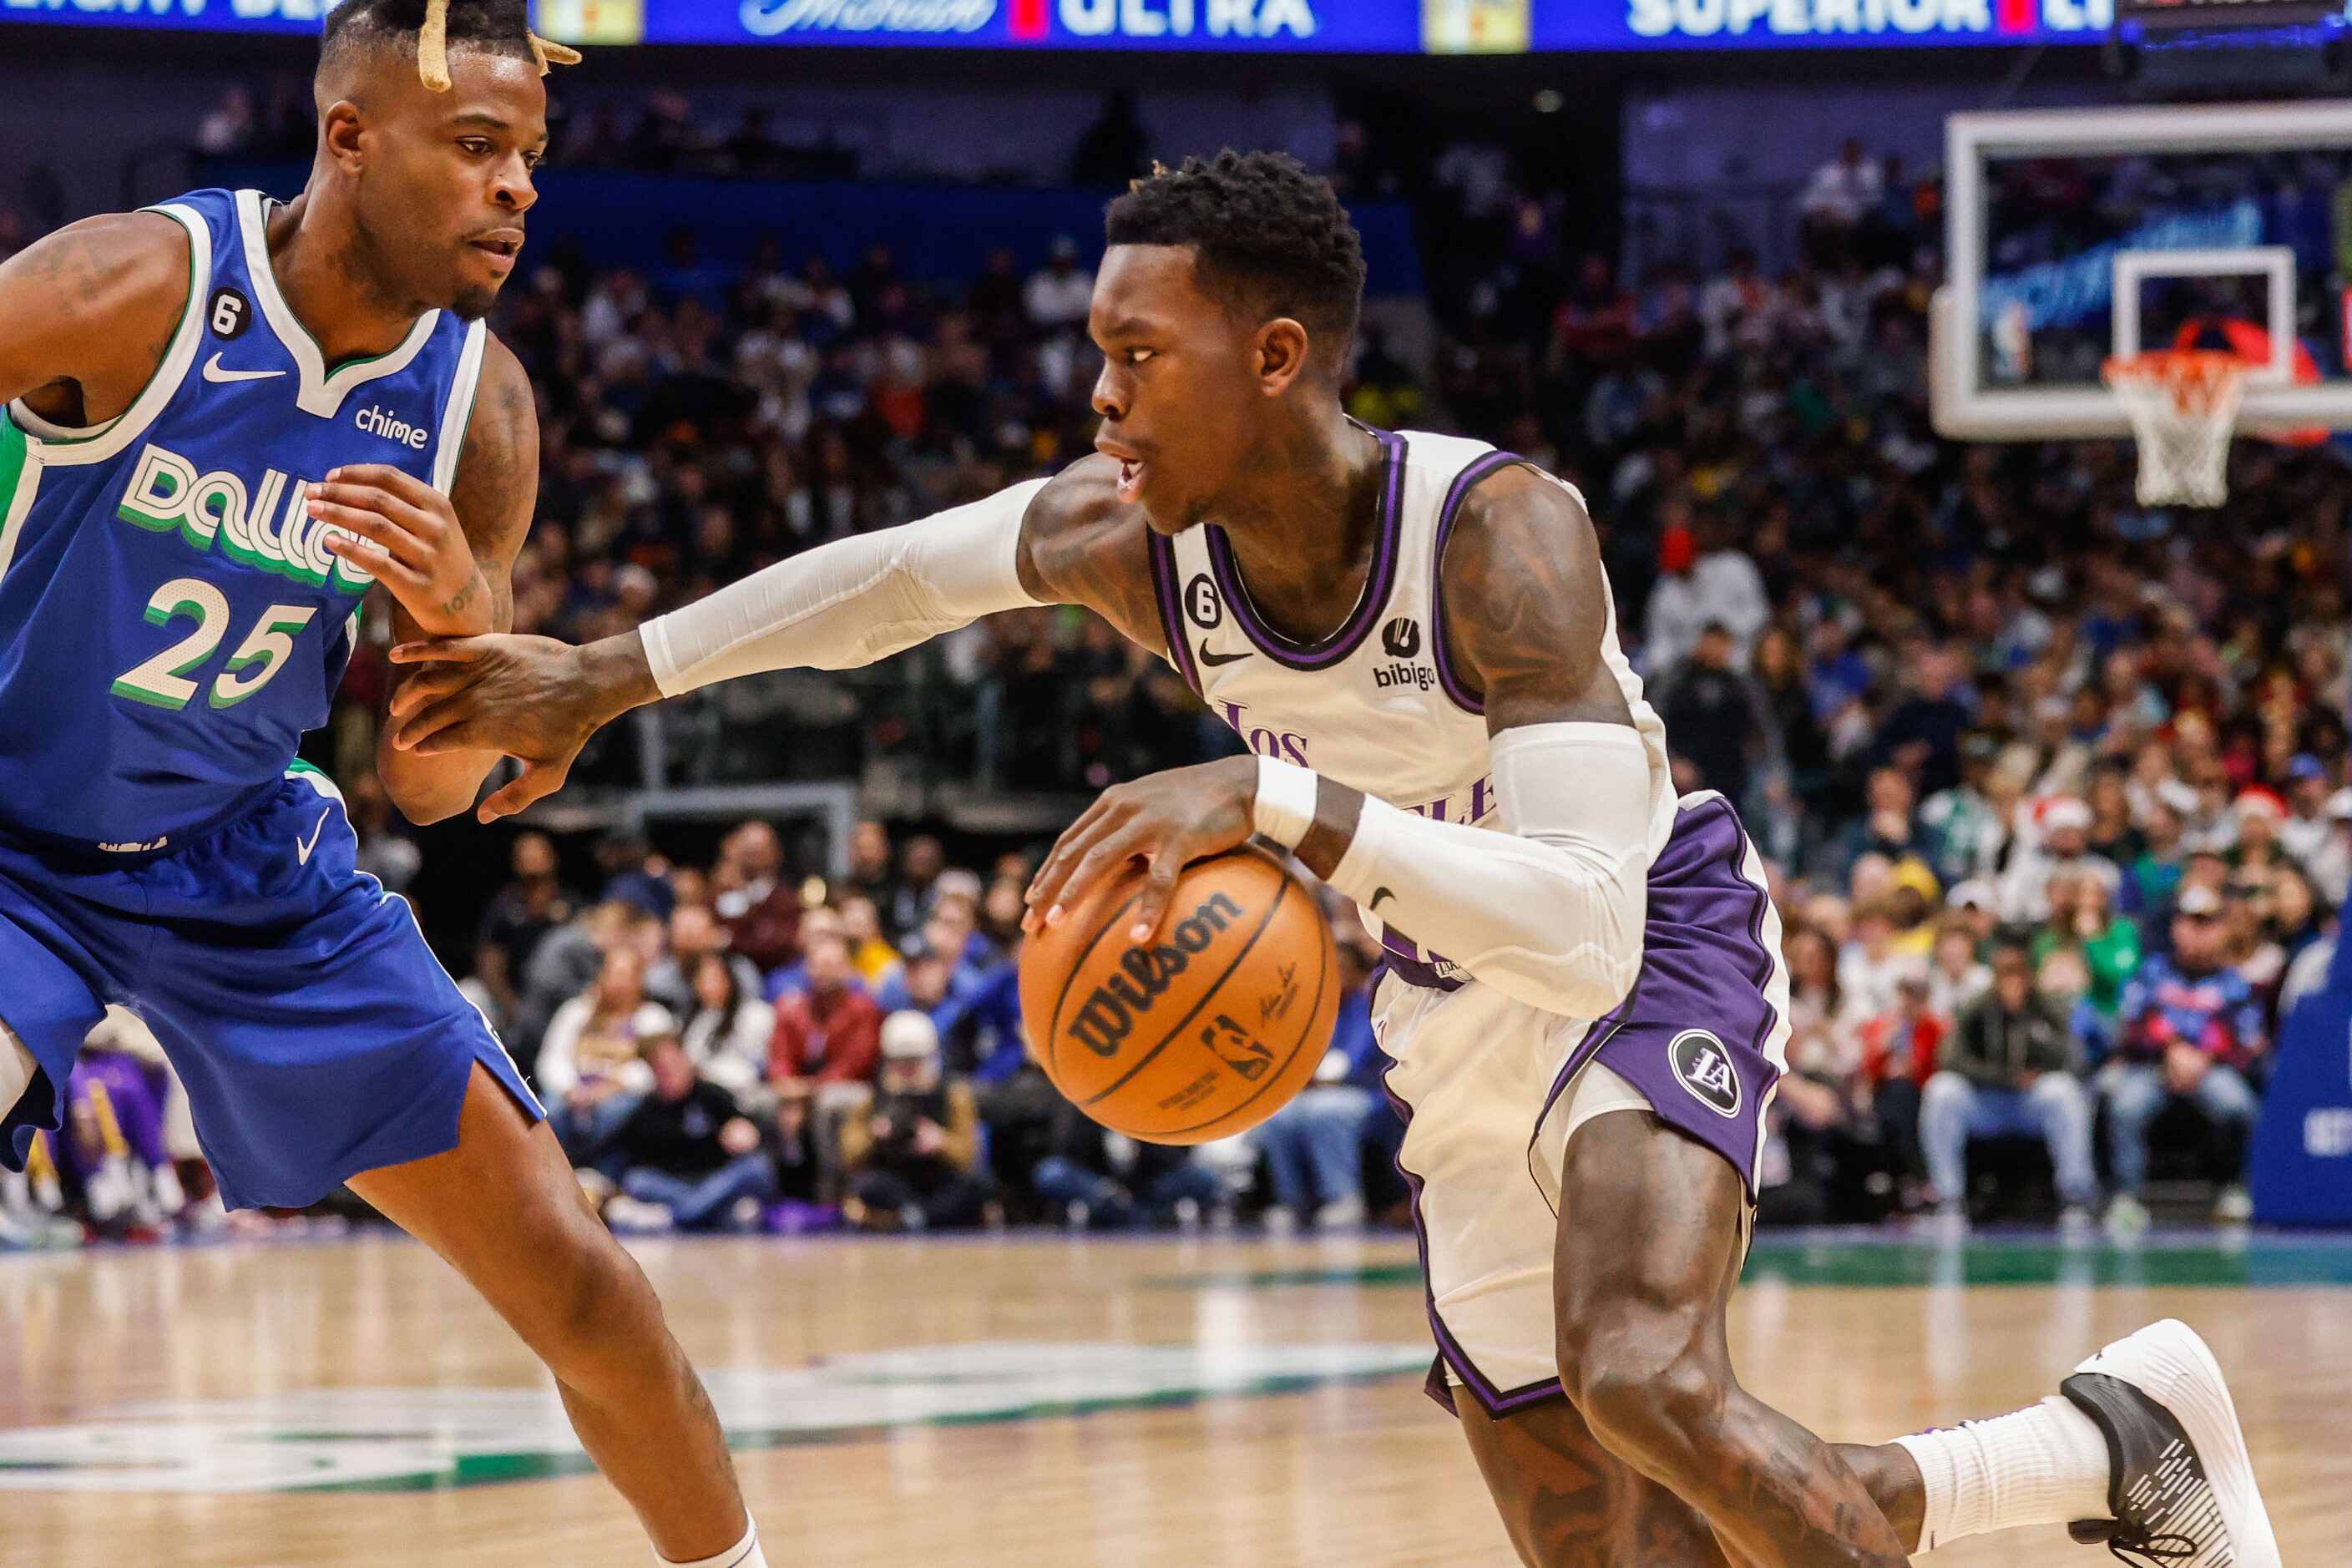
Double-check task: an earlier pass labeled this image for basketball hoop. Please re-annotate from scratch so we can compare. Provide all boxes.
[2102,349,2250,508]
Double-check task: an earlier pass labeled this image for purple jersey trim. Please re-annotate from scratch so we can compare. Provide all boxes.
[1146,528,1201,694]
[1533,793,1783,1199]
[1425,448,1525,716]
[1205,427,1406,671]
[1378,926,1465,993]
[1378,1062,1569,1420]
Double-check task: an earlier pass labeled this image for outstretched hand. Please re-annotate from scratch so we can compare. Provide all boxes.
[1024,755,1258,943]
[386,633,645,821]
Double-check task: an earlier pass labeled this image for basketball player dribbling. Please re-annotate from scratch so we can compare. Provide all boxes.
[392,154,2279,1565]
[0,5,764,1564]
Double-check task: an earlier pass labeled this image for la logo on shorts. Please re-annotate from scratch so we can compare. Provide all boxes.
[1669,1029,1741,1119]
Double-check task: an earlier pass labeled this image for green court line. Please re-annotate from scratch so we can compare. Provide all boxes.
[1156,1232,2352,1292]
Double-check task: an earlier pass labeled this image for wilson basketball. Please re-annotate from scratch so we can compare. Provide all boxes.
[1019,846,1340,1145]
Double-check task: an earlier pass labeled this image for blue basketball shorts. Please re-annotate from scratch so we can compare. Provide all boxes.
[0,765,541,1211]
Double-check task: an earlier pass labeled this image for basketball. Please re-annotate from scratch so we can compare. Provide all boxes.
[1019,847,1339,1146]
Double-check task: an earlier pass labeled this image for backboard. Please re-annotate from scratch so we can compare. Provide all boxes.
[1931,101,2352,441]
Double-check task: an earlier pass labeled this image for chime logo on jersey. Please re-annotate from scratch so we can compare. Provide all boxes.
[115,442,375,594]
[355,403,429,450]
[1669,1028,1742,1118]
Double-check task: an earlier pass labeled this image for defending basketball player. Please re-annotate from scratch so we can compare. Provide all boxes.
[0,5,763,1565]
[387,154,2279,1565]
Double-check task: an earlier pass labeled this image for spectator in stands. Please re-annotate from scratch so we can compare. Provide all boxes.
[1837,901,1925,1030]
[2031,868,2142,1026]
[837,894,904,988]
[2000,797,2119,925]
[841,820,898,910]
[1920,940,2097,1230]
[1251,938,1387,1232]
[1022,235,1094,333]
[539,946,674,1163]
[646,900,762,1019]
[1641,510,1769,673]
[1032,1092,1225,1231]
[1798,139,1884,266]
[2107,885,2266,1232]
[886,833,947,939]
[714,820,802,971]
[1874,643,1974,801]
[61,1009,184,1236]
[473,832,578,1039]
[840,1013,993,1231]
[768,931,884,1089]
[1657,622,1768,807]
[1925,918,1991,1022]
[599,1034,776,1234]
[678,952,775,1100]
[594,830,675,921]
[513,899,659,1075]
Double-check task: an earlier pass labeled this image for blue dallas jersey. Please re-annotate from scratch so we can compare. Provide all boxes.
[0,187,487,852]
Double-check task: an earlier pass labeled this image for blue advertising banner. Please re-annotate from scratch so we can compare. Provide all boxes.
[662,0,1423,50]
[0,0,325,35]
[0,0,2167,45]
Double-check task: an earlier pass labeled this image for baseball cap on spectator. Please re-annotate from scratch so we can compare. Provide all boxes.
[2041,796,2092,834]
[2176,885,2224,920]
[933,868,984,905]
[880,1010,941,1061]
[1947,879,1998,913]
[2155,777,2200,815]
[2285,754,2328,786]
[1659,524,1698,574]
[1889,858,1940,903]
[2234,788,2286,822]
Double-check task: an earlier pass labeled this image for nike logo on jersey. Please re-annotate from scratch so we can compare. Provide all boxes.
[1198,643,1250,669]
[296,807,331,866]
[1369,887,1395,911]
[201,352,284,384]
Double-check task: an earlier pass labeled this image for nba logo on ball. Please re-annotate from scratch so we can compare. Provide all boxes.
[1669,1029,1741,1119]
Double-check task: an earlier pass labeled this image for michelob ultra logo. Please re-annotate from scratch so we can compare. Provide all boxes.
[116,443,374,595]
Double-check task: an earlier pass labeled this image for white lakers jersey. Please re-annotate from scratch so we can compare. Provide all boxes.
[1143,427,1679,983]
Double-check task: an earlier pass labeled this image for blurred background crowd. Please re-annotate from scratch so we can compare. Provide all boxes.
[6,79,2349,1250]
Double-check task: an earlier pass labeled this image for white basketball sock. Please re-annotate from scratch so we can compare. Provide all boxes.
[658,1521,764,1568]
[1893,1397,2112,1550]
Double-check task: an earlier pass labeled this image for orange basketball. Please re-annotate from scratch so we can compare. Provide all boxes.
[1019,846,1339,1145]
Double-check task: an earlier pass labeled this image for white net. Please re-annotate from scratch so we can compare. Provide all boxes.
[2102,351,2249,509]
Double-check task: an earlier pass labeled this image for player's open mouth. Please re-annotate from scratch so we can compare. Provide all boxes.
[1116,458,1144,502]
[468,233,524,266]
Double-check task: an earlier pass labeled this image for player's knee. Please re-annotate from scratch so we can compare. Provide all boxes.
[513,1224,669,1388]
[1562,1313,1722,1469]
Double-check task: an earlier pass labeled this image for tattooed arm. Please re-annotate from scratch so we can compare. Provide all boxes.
[0,212,193,424]
[1023,464,1661,1019]
[311,336,537,824]
[377,454,1166,821]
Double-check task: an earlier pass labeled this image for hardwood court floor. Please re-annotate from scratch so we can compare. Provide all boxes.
[0,1230,2345,1566]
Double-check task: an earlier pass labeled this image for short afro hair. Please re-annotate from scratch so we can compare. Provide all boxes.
[321,0,577,92]
[1106,150,1365,361]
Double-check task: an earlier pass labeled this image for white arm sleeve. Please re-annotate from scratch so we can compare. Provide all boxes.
[1318,722,1655,1019]
[640,478,1050,697]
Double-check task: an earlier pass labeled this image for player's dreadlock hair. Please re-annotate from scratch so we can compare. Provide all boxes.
[320,0,579,93]
[1106,149,1365,362]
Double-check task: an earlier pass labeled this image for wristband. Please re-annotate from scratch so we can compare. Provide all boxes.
[1252,756,1321,849]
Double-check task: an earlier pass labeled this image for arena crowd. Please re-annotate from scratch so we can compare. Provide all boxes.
[5,114,2348,1247]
